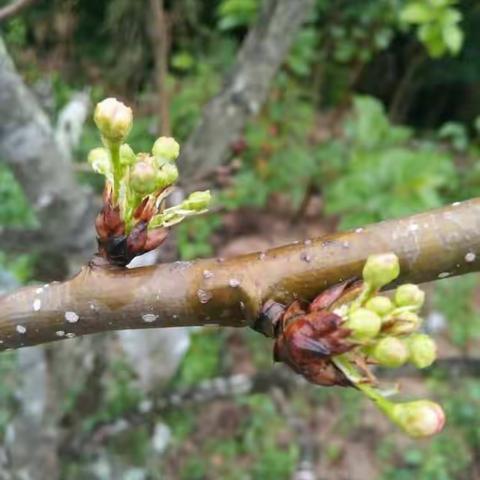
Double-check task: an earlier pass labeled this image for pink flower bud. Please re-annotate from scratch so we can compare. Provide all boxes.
[94,98,133,143]
[130,161,158,195]
[392,400,445,437]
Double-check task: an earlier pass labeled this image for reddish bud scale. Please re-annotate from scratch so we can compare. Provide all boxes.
[272,281,358,387]
[96,187,168,266]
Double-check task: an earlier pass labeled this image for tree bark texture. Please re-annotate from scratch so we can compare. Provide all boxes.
[1,198,479,350]
[0,37,96,256]
[179,0,314,183]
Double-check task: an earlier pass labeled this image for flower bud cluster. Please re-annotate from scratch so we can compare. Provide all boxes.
[330,253,444,438]
[343,253,436,370]
[89,98,211,264]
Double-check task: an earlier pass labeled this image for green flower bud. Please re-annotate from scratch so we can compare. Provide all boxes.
[366,296,394,316]
[362,253,400,289]
[88,147,110,176]
[346,308,381,341]
[388,312,422,335]
[370,336,409,368]
[152,136,180,161]
[157,163,179,189]
[119,144,136,166]
[407,333,437,369]
[182,190,212,211]
[94,97,133,144]
[391,400,445,437]
[130,161,158,195]
[395,284,425,309]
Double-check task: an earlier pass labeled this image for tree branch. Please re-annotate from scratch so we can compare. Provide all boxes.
[0,227,47,252]
[0,36,96,256]
[178,0,314,184]
[66,355,480,457]
[0,0,36,22]
[1,198,479,351]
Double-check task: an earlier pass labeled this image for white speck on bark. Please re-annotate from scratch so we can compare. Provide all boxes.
[56,331,65,337]
[465,252,476,263]
[229,278,241,288]
[65,311,79,323]
[202,270,214,279]
[300,252,311,263]
[16,325,26,334]
[438,272,450,278]
[142,313,159,323]
[33,299,41,311]
[197,289,212,304]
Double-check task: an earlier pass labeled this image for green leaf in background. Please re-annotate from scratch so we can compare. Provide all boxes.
[217,0,259,30]
[322,96,457,228]
[401,0,464,57]
[400,3,435,24]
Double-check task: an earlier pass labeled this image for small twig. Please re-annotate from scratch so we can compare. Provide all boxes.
[63,355,477,458]
[0,0,36,22]
[62,367,295,457]
[149,0,171,136]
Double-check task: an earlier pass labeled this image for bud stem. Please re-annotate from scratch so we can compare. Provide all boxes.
[107,141,121,204]
[334,355,397,417]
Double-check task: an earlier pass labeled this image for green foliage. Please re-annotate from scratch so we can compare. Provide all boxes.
[0,164,35,227]
[241,395,299,479]
[173,394,298,480]
[0,252,34,284]
[77,359,144,434]
[433,274,480,347]
[173,329,223,387]
[222,74,316,210]
[217,0,259,30]
[170,63,223,142]
[3,17,27,48]
[379,377,480,480]
[401,0,464,57]
[0,351,19,438]
[322,0,399,65]
[322,96,457,228]
[177,214,222,260]
[287,27,318,77]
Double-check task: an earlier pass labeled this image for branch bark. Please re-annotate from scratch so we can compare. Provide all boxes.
[0,0,36,22]
[178,0,314,184]
[1,198,479,351]
[0,37,96,257]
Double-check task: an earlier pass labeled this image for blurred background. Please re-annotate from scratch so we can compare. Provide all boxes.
[0,0,480,479]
